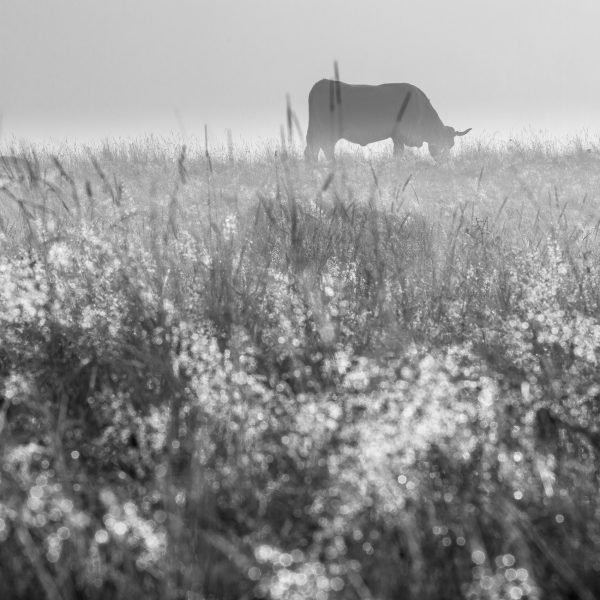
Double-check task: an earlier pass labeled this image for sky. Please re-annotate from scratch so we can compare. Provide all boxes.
[1,0,600,147]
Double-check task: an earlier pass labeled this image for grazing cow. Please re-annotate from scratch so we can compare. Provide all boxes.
[304,79,471,161]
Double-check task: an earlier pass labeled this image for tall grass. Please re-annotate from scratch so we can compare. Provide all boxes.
[0,136,600,599]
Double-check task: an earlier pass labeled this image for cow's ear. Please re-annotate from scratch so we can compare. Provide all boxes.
[454,128,472,137]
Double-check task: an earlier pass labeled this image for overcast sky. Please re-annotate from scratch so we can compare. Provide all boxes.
[2,0,600,146]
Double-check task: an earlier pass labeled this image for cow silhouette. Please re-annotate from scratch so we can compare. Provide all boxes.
[304,79,471,161]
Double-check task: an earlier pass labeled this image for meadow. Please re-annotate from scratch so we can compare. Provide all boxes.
[0,134,599,600]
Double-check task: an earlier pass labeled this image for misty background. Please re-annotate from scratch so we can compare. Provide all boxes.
[2,0,600,148]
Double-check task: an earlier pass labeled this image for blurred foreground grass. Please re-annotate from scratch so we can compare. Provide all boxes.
[1,136,600,599]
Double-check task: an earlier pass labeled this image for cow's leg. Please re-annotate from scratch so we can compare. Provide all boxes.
[304,128,318,161]
[321,140,336,162]
[305,123,327,162]
[304,143,320,162]
[393,138,405,157]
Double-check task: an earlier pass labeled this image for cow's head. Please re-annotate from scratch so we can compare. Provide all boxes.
[429,126,472,160]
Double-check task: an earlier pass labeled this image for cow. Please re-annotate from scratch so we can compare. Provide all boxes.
[304,79,471,161]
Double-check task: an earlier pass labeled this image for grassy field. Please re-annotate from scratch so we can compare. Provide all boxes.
[1,135,600,600]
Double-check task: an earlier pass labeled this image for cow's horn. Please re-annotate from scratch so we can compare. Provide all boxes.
[454,128,472,137]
